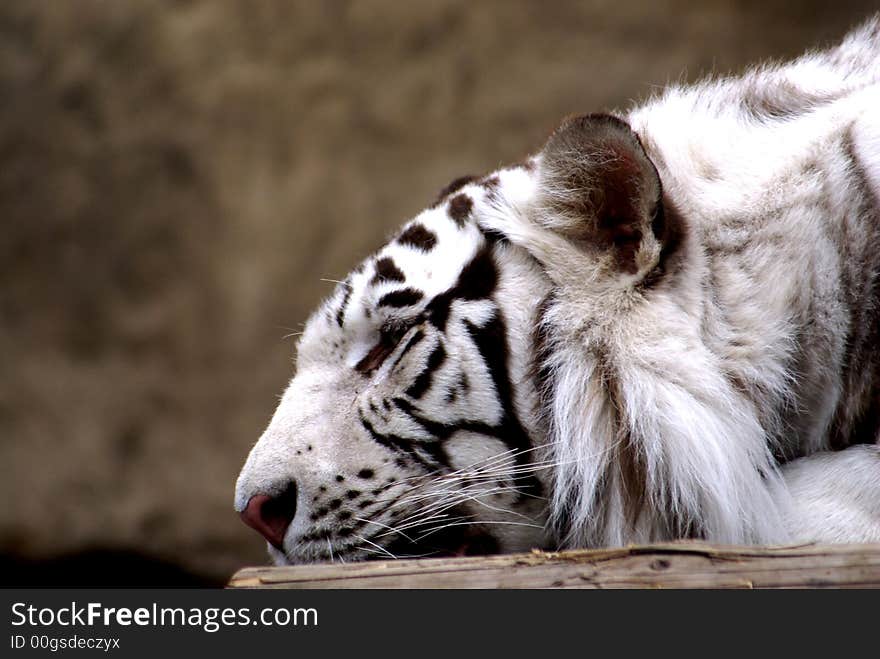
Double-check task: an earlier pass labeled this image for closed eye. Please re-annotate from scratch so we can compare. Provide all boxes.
[355,323,412,374]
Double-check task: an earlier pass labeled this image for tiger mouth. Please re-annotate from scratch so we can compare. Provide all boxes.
[379,523,501,560]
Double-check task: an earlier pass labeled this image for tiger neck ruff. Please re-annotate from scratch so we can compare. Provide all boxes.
[236,16,880,564]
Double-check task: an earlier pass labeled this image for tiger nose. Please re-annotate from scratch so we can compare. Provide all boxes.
[239,482,298,550]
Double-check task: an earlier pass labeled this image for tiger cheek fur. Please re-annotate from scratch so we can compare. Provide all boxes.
[237,16,880,564]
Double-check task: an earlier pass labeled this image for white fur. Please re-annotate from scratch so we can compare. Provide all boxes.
[236,17,880,564]
[782,446,880,544]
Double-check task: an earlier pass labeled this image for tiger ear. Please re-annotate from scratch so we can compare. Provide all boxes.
[537,113,666,276]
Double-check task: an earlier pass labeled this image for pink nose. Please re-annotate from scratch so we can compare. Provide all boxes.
[240,484,298,550]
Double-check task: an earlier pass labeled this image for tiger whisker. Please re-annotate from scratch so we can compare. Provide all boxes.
[382,475,498,508]
[388,481,539,530]
[353,517,416,543]
[431,441,565,479]
[390,489,483,522]
[392,476,531,509]
[282,541,304,565]
[415,484,543,522]
[392,461,560,502]
[412,460,604,496]
[452,452,606,479]
[366,447,576,509]
[371,462,564,529]
[366,546,446,560]
[394,551,446,559]
[362,450,594,536]
[377,511,472,537]
[353,533,399,560]
[467,491,545,521]
[384,482,549,534]
[376,511,470,537]
[386,443,553,493]
[421,452,583,487]
[413,519,546,543]
[391,484,463,506]
[446,460,563,482]
[365,472,443,502]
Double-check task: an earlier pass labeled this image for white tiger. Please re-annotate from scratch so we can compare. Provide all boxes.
[235,17,880,564]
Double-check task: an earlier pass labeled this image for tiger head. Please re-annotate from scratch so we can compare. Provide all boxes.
[235,114,673,563]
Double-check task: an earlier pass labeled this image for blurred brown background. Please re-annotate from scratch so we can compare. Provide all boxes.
[1,0,876,586]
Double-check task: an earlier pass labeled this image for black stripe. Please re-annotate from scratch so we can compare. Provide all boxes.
[448,193,473,227]
[531,294,556,413]
[827,131,880,450]
[481,175,501,197]
[390,312,542,501]
[478,225,510,246]
[378,288,424,308]
[740,82,835,123]
[394,396,496,441]
[371,257,406,285]
[453,247,497,300]
[360,416,447,470]
[432,175,478,207]
[425,247,497,331]
[358,246,539,499]
[389,328,426,372]
[393,397,442,432]
[396,224,437,251]
[404,343,447,399]
[463,314,542,498]
[335,280,352,327]
[463,316,512,419]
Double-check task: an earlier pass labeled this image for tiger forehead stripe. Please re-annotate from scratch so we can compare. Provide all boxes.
[334,278,353,327]
[480,175,502,203]
[448,193,473,227]
[370,257,406,285]
[378,287,424,308]
[432,174,479,207]
[404,343,448,400]
[396,223,437,251]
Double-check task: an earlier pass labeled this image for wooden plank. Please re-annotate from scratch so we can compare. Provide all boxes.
[227,542,880,589]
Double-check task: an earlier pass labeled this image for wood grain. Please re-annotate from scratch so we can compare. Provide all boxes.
[227,542,880,589]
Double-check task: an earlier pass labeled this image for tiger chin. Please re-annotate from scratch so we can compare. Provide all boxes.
[235,16,880,565]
